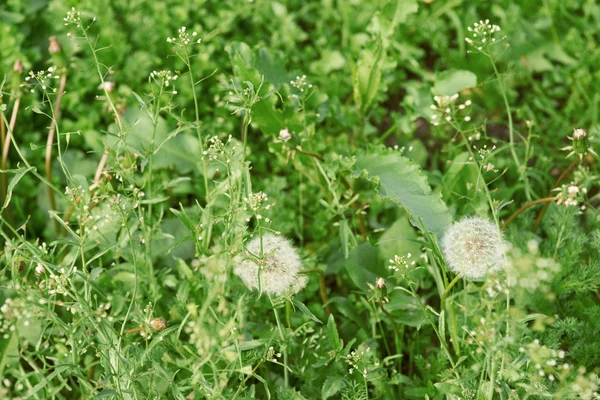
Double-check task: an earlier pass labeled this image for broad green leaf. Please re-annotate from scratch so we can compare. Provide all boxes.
[353,151,451,237]
[377,214,421,262]
[106,109,199,174]
[255,48,288,89]
[227,42,262,88]
[322,376,344,400]
[343,242,384,290]
[433,69,477,96]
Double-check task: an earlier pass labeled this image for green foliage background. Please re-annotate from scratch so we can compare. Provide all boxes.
[1,0,599,399]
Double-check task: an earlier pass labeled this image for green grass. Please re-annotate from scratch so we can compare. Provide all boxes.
[0,0,599,399]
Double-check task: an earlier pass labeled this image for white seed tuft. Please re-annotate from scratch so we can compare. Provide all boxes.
[234,233,306,295]
[442,216,505,280]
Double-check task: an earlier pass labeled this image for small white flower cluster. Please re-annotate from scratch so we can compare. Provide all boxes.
[345,345,380,378]
[290,75,312,92]
[167,26,201,46]
[22,67,61,93]
[243,191,274,222]
[234,233,307,296]
[464,317,497,354]
[266,346,282,363]
[465,20,503,52]
[41,267,77,295]
[149,70,178,89]
[387,253,414,273]
[442,216,505,281]
[227,79,264,114]
[554,182,586,208]
[430,94,472,126]
[205,135,225,161]
[472,143,499,173]
[93,303,113,323]
[520,339,600,398]
[63,7,82,27]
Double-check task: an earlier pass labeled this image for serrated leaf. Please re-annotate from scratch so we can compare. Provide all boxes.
[353,151,451,237]
[326,314,342,351]
[322,376,344,400]
[433,69,477,96]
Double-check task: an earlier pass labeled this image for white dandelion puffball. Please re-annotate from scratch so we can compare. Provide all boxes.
[442,216,505,280]
[234,233,307,295]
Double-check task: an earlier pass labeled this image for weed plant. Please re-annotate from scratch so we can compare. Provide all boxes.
[0,1,599,399]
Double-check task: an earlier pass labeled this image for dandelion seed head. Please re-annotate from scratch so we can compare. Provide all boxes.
[442,216,505,280]
[234,233,306,295]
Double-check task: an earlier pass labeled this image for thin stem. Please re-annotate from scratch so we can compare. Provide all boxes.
[183,46,211,252]
[270,297,288,387]
[299,268,331,315]
[440,274,462,311]
[1,95,20,215]
[502,197,558,229]
[45,74,67,235]
[533,158,578,230]
[489,57,522,180]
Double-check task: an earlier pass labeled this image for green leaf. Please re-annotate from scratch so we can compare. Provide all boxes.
[107,109,199,174]
[339,219,350,259]
[1,167,33,213]
[322,376,344,400]
[291,298,322,324]
[352,36,385,113]
[256,48,288,89]
[433,69,477,96]
[377,214,421,262]
[343,242,384,290]
[48,210,80,239]
[326,314,342,351]
[227,42,262,88]
[353,151,451,237]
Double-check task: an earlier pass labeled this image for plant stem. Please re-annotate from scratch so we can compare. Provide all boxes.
[440,274,462,311]
[1,95,20,219]
[503,197,558,229]
[533,158,578,230]
[45,74,67,235]
[489,57,525,186]
[183,46,211,252]
[270,296,289,387]
[299,268,331,314]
